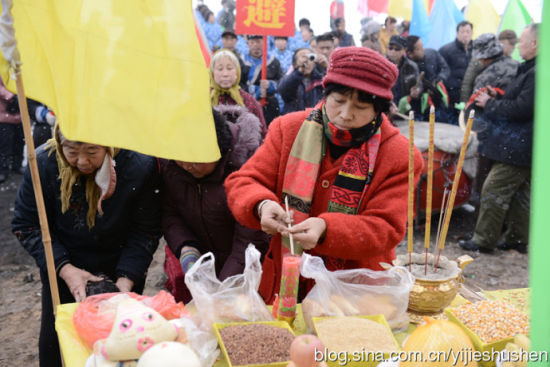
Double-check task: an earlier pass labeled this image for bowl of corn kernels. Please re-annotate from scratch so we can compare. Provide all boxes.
[445,300,529,367]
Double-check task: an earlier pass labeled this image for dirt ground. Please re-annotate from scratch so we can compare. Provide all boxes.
[0,174,528,367]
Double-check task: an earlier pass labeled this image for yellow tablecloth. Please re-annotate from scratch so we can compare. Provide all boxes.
[56,289,530,367]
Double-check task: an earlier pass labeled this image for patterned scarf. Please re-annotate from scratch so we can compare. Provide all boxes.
[282,101,382,253]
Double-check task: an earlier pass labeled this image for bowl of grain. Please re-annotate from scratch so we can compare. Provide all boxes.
[382,253,473,313]
[214,321,295,367]
[313,315,399,367]
[445,300,530,367]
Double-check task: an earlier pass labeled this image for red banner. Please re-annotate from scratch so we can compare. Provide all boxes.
[235,0,295,37]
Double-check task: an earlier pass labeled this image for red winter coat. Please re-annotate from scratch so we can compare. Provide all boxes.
[225,109,423,303]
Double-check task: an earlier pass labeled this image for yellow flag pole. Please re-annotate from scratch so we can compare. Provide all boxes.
[13,69,61,312]
[2,0,61,314]
[407,111,415,272]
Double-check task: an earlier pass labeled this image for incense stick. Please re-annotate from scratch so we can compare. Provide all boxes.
[435,110,475,267]
[434,188,449,270]
[407,111,415,272]
[284,196,295,255]
[424,106,435,275]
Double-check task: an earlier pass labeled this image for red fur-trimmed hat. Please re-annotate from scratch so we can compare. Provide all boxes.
[322,46,398,101]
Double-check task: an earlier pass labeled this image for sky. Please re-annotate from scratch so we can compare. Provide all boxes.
[195,0,543,45]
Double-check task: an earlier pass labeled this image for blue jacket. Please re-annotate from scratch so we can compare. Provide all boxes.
[479,58,536,167]
[12,147,162,284]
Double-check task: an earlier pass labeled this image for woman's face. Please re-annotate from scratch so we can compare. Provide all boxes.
[325,90,377,130]
[62,142,108,175]
[175,160,219,179]
[213,56,238,89]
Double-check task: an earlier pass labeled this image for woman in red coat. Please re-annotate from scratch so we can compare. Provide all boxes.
[225,47,423,304]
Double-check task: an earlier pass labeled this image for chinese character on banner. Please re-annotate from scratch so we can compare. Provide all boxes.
[235,0,295,36]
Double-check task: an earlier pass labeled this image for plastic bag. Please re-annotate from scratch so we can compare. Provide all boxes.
[181,245,272,366]
[73,290,187,348]
[300,253,415,332]
[184,244,273,329]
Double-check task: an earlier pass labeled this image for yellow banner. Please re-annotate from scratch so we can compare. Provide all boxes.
[466,0,501,39]
[0,0,219,162]
[387,0,412,19]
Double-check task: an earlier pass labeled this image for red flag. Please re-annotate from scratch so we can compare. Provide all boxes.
[367,0,390,15]
[235,0,295,36]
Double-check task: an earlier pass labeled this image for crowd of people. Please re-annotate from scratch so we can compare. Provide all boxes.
[1,3,538,366]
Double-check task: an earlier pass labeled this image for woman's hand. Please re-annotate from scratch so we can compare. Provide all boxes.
[116,277,134,293]
[258,200,291,235]
[283,217,327,250]
[58,264,103,302]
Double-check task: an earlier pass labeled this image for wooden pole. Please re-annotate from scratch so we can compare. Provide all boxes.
[260,35,268,106]
[407,111,415,271]
[424,105,435,275]
[14,72,61,312]
[436,110,475,255]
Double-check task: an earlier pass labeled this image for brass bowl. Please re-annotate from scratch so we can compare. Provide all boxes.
[381,253,473,314]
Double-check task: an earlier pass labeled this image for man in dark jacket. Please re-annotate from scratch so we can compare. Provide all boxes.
[278,48,326,114]
[333,17,355,47]
[12,126,162,367]
[161,107,269,302]
[406,35,451,121]
[406,35,450,84]
[242,35,284,125]
[386,35,419,105]
[459,24,538,255]
[439,21,473,124]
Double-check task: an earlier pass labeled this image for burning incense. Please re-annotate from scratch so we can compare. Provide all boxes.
[435,110,475,269]
[424,106,435,275]
[408,111,415,271]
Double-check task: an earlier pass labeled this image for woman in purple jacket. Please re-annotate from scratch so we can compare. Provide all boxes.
[160,106,269,302]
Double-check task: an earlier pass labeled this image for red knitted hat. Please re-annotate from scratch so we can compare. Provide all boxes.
[322,46,398,101]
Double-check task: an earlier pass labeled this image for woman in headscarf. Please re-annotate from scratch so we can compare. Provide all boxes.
[225,47,424,304]
[210,49,267,135]
[12,125,162,367]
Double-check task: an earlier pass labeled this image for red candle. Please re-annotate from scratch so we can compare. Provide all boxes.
[277,254,301,319]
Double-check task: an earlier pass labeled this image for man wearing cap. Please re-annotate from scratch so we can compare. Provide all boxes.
[499,30,519,58]
[461,33,519,106]
[217,30,248,90]
[439,21,473,124]
[386,35,419,106]
[242,35,284,124]
[459,24,538,255]
[460,33,519,216]
[225,46,423,303]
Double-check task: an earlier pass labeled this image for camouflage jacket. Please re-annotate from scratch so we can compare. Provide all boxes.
[473,56,519,92]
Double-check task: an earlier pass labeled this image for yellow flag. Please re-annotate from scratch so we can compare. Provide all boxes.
[0,0,219,163]
[466,0,501,39]
[387,0,412,19]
